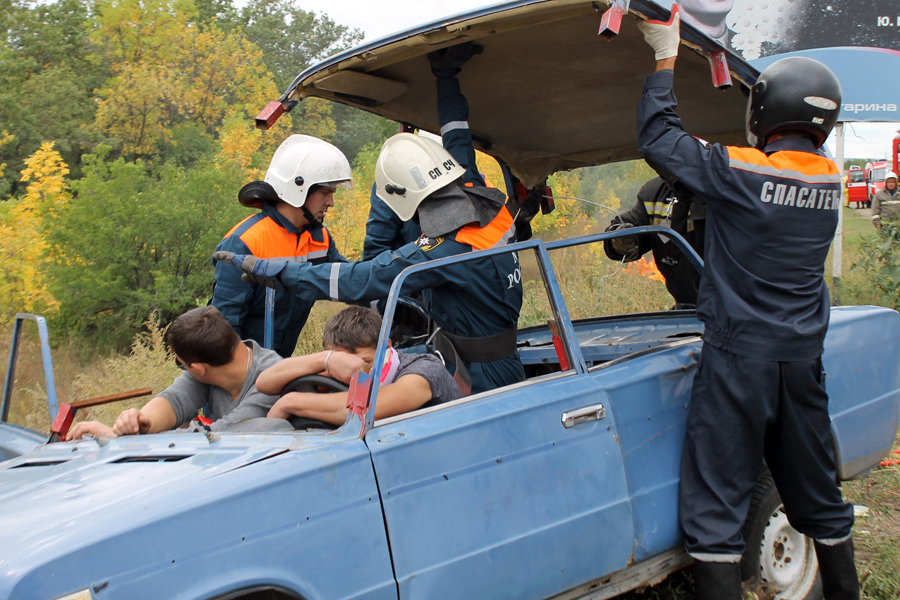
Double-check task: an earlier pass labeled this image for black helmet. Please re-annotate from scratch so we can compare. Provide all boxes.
[746,57,842,149]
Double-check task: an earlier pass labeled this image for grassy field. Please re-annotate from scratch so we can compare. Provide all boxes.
[2,206,898,599]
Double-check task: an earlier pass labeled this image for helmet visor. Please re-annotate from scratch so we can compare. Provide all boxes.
[321,179,353,190]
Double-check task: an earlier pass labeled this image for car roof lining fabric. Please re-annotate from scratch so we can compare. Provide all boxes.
[288,0,755,187]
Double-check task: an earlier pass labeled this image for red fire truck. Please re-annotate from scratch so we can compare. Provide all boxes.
[847,167,868,208]
[867,160,890,207]
[893,131,900,176]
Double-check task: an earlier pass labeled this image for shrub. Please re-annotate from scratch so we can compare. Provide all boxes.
[852,221,900,310]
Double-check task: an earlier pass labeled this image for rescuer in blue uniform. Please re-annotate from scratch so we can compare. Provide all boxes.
[637,9,858,600]
[214,43,524,395]
[212,135,352,358]
[362,43,488,261]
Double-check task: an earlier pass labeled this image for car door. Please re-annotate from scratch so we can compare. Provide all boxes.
[364,241,634,600]
[367,374,633,600]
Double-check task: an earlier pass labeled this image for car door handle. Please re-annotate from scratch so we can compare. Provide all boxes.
[561,403,606,428]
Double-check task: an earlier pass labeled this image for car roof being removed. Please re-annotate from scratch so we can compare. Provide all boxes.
[278,0,758,186]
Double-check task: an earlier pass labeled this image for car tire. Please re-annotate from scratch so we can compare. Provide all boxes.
[740,467,823,600]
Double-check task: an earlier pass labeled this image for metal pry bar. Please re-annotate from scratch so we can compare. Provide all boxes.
[596,0,630,40]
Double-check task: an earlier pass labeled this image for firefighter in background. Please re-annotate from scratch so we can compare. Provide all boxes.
[603,176,705,308]
[211,135,352,358]
[637,8,858,600]
[214,43,525,395]
[873,170,900,228]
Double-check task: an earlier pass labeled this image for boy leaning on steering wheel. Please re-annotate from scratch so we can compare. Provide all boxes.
[257,306,460,427]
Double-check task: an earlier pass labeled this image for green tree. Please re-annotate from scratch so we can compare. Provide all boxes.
[853,221,900,310]
[192,0,239,31]
[46,147,250,347]
[240,0,362,90]
[329,103,398,163]
[0,0,105,195]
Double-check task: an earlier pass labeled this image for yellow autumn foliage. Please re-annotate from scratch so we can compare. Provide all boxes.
[530,170,593,239]
[0,143,69,321]
[328,145,379,260]
[217,111,294,182]
[95,13,287,158]
[92,0,198,64]
[0,130,13,179]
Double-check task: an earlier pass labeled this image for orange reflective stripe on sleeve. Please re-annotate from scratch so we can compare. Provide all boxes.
[455,205,514,250]
[727,147,841,185]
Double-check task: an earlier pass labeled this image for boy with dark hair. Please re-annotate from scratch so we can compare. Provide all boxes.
[68,306,282,439]
[257,306,461,426]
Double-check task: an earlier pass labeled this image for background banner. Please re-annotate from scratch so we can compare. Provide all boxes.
[658,0,900,122]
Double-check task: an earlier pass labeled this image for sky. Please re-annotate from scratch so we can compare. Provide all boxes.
[300,0,498,43]
[825,123,900,162]
[297,0,900,161]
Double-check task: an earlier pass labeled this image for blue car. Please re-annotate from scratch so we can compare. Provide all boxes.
[1,2,897,600]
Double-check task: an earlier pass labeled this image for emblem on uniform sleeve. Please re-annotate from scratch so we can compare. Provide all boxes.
[416,236,444,251]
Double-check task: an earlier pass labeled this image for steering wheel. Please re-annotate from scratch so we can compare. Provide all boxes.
[391,295,431,348]
[280,375,350,431]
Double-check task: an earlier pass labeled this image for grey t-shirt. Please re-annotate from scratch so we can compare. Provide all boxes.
[396,352,461,408]
[159,340,282,431]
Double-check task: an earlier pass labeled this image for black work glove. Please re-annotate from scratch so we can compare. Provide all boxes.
[427,41,484,78]
[608,222,641,261]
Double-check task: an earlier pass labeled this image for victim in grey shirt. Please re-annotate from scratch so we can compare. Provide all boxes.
[159,340,282,431]
[396,352,461,408]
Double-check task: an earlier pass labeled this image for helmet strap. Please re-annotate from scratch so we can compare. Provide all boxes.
[301,205,324,229]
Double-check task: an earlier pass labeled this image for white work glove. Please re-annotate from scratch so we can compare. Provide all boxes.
[637,6,681,61]
[873,215,882,229]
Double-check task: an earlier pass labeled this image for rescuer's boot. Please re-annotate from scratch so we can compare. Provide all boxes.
[814,538,860,600]
[693,560,742,600]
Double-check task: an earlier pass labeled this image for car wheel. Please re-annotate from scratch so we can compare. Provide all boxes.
[741,467,823,600]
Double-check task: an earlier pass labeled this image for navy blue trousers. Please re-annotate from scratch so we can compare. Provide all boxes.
[679,343,854,559]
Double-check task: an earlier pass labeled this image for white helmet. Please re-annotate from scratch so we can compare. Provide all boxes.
[886,171,898,182]
[264,134,352,208]
[374,133,466,220]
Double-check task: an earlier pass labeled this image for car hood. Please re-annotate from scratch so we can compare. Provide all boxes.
[0,431,299,561]
[281,0,758,186]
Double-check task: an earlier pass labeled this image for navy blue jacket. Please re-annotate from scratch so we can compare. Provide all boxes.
[637,70,841,361]
[362,75,485,260]
[212,203,346,357]
[278,207,524,394]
